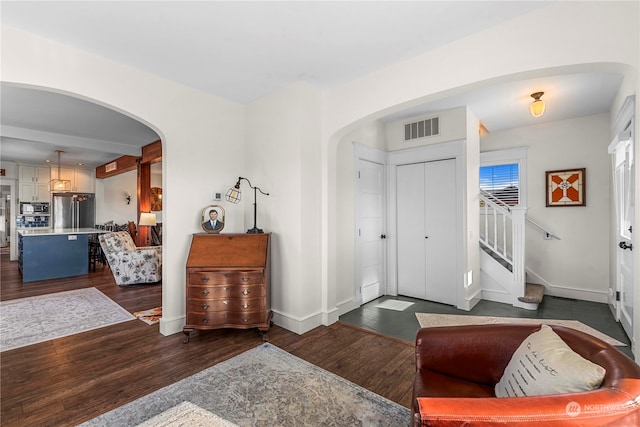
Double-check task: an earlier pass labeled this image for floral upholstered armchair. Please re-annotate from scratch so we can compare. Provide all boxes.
[98,231,162,286]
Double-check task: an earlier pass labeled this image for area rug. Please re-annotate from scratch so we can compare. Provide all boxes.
[136,401,239,427]
[415,313,626,347]
[79,343,411,427]
[375,299,415,311]
[134,307,162,325]
[0,287,135,352]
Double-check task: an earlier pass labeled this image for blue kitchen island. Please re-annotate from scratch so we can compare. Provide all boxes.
[17,228,105,282]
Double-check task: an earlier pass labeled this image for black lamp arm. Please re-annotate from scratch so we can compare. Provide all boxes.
[236,176,269,196]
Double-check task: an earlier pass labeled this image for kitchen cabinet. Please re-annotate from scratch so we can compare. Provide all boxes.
[19,165,50,184]
[51,167,95,192]
[17,228,103,282]
[18,165,50,202]
[74,169,94,192]
[19,182,50,203]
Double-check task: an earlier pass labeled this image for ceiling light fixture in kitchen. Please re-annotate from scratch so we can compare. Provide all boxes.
[49,150,72,192]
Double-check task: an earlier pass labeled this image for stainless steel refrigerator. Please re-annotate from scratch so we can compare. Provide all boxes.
[52,193,96,229]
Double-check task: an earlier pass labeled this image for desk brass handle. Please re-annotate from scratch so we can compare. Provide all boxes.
[202,318,209,323]
[242,303,250,309]
[223,300,228,305]
[242,289,250,295]
[201,290,209,296]
[202,304,209,310]
[201,276,209,282]
[241,276,250,282]
[242,317,249,322]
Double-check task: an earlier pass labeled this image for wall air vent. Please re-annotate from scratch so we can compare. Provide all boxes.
[404,116,439,141]
[105,161,117,173]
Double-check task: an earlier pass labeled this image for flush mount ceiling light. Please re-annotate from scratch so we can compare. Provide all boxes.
[49,150,72,192]
[529,91,546,118]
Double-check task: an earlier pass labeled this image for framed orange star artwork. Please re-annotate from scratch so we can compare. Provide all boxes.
[546,168,586,207]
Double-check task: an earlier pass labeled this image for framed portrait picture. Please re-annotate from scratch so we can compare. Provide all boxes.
[546,168,586,207]
[201,205,225,233]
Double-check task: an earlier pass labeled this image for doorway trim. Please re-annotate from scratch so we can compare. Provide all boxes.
[0,178,17,261]
[608,94,635,348]
[387,140,466,308]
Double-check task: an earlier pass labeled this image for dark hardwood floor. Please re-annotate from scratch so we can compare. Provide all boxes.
[0,253,415,426]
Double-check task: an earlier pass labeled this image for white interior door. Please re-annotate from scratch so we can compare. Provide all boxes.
[613,139,634,340]
[397,159,457,304]
[356,158,387,304]
[424,158,457,305]
[397,163,426,299]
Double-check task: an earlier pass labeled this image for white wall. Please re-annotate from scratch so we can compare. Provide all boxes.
[322,1,637,339]
[96,170,138,225]
[245,82,323,333]
[481,114,611,302]
[385,107,468,151]
[1,25,246,335]
[95,163,161,225]
[2,1,638,343]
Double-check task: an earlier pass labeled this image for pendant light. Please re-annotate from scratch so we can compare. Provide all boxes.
[49,150,72,192]
[529,92,546,118]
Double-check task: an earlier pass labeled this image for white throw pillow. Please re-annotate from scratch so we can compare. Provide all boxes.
[495,324,606,397]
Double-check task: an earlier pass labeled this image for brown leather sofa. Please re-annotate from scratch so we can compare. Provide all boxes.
[412,324,640,426]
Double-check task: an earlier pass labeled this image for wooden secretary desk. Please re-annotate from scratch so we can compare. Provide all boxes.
[183,233,272,343]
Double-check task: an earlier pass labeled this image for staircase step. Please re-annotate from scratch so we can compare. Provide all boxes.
[518,283,545,304]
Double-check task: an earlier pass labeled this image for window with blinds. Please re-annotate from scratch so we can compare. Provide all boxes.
[480,163,519,206]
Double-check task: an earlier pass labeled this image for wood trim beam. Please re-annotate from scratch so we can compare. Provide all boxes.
[95,155,140,179]
[141,140,162,164]
[137,161,152,247]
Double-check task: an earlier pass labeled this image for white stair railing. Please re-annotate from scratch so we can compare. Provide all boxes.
[479,190,513,269]
[479,190,526,304]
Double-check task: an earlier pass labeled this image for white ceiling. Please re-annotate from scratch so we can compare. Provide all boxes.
[0,1,624,168]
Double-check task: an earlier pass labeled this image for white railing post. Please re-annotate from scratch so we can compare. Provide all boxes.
[510,207,527,297]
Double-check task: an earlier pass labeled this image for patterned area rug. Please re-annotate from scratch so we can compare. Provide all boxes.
[136,402,239,427]
[134,307,162,325]
[0,287,135,351]
[415,313,626,346]
[80,343,411,427]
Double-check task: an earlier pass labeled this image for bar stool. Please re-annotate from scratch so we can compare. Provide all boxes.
[88,240,101,272]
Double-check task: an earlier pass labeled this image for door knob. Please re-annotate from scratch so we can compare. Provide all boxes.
[380,234,387,239]
[619,241,633,251]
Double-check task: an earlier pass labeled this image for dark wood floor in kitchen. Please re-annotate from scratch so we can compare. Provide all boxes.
[0,253,415,426]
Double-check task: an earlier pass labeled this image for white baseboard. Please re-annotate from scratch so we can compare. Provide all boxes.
[336,297,360,317]
[157,307,344,337]
[459,287,482,311]
[159,315,185,336]
[525,267,608,303]
[271,309,327,335]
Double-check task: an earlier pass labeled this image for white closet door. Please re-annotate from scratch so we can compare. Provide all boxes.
[396,159,457,305]
[397,163,426,299]
[424,158,457,305]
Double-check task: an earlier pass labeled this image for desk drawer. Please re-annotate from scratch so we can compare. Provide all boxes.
[189,270,263,286]
[187,284,265,299]
[187,298,265,313]
[187,310,267,327]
